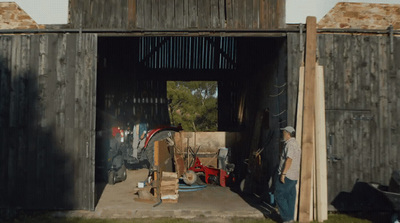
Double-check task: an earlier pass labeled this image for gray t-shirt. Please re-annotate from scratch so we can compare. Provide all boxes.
[278,137,301,180]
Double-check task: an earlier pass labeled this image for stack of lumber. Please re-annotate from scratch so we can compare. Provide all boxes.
[160,171,179,203]
[296,16,328,223]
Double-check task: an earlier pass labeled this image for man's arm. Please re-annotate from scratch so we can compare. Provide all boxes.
[140,131,146,140]
[280,157,292,183]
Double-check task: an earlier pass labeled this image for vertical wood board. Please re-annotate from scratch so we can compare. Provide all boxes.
[315,65,328,221]
[0,33,97,210]
[299,16,317,222]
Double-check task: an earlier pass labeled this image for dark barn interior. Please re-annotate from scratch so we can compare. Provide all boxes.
[94,36,288,202]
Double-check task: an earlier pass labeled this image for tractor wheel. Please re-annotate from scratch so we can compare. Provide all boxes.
[145,130,177,169]
[183,170,197,185]
[118,165,127,181]
[108,170,116,185]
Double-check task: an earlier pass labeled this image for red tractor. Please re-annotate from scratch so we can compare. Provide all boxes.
[107,124,182,184]
[141,125,183,168]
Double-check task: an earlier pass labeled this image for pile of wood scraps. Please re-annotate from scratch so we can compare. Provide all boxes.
[160,172,179,203]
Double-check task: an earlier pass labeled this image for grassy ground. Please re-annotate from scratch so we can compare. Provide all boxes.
[0,212,392,223]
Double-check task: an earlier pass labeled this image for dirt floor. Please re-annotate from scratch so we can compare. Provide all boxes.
[55,169,274,221]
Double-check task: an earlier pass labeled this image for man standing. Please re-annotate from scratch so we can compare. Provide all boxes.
[275,126,301,223]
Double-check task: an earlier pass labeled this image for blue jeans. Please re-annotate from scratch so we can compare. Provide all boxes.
[275,175,297,222]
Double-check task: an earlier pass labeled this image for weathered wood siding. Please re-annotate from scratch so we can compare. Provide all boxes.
[287,33,305,127]
[69,0,285,30]
[0,34,97,210]
[287,33,400,209]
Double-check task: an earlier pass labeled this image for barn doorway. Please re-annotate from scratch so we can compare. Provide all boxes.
[94,36,288,207]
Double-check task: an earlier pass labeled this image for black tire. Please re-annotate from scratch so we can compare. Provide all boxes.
[119,165,127,181]
[108,170,116,185]
[240,178,246,192]
[145,130,177,169]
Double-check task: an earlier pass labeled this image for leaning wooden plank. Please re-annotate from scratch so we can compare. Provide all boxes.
[250,111,264,152]
[173,132,185,177]
[154,140,160,198]
[299,16,317,223]
[311,144,315,221]
[315,65,328,222]
[294,66,305,220]
[158,140,174,174]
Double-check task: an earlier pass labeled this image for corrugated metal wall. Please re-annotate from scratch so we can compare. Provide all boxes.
[287,33,400,208]
[68,0,285,30]
[138,37,237,70]
[0,33,97,210]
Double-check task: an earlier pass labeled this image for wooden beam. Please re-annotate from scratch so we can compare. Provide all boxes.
[315,65,328,222]
[299,16,317,223]
[294,66,305,220]
[154,141,160,198]
[173,132,185,177]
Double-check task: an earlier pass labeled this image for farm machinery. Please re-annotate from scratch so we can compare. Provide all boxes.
[107,123,182,184]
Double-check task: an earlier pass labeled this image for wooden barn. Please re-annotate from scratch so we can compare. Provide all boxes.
[0,0,399,214]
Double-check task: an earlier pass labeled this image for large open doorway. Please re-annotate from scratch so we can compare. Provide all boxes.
[94,36,288,207]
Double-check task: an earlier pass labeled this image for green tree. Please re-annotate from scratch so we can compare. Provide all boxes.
[167,81,218,131]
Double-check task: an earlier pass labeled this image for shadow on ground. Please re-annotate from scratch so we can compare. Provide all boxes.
[331,181,399,223]
[229,186,281,223]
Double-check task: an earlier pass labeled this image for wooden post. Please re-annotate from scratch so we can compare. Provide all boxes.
[294,66,305,220]
[173,132,185,177]
[299,16,317,223]
[315,65,328,222]
[154,141,160,198]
